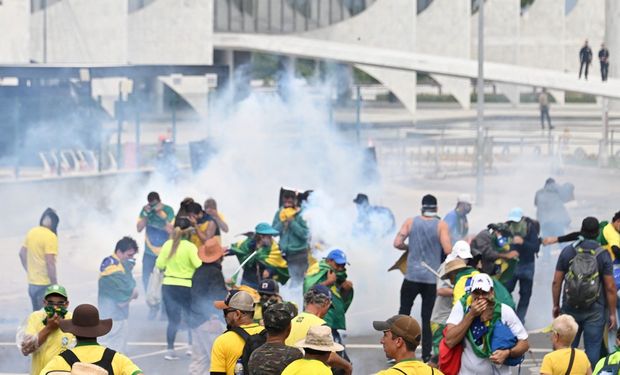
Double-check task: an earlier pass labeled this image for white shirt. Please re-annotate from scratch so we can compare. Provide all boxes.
[445,302,528,375]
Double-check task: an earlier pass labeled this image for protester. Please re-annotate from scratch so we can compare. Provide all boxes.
[504,207,540,323]
[373,315,441,374]
[39,304,142,375]
[272,190,310,287]
[539,89,553,130]
[136,191,174,317]
[254,279,284,324]
[535,178,573,261]
[204,197,229,243]
[599,43,610,82]
[579,40,593,80]
[282,325,344,375]
[98,237,139,353]
[19,285,74,375]
[393,194,452,362]
[229,222,289,289]
[552,217,617,367]
[352,193,396,238]
[470,223,519,285]
[211,290,265,375]
[155,216,202,360]
[19,208,60,311]
[593,328,620,375]
[443,194,472,245]
[248,303,302,375]
[185,201,216,249]
[601,211,620,261]
[540,314,591,375]
[188,230,228,375]
[444,273,529,375]
[304,248,354,364]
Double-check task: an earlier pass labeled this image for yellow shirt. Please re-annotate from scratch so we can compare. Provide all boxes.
[25,311,75,375]
[375,359,444,375]
[603,223,620,261]
[540,348,590,375]
[210,323,265,375]
[452,270,479,305]
[282,358,332,375]
[155,239,202,287]
[39,343,142,375]
[285,312,326,346]
[23,226,58,285]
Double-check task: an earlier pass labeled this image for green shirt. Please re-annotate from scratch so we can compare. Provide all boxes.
[155,239,201,287]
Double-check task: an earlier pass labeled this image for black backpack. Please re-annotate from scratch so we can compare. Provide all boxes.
[59,347,116,375]
[563,246,605,309]
[228,326,267,375]
[597,353,620,375]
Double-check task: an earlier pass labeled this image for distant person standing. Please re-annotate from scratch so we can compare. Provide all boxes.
[19,208,60,311]
[579,40,593,80]
[539,89,553,130]
[535,178,573,260]
[393,194,452,363]
[443,194,472,245]
[599,43,610,82]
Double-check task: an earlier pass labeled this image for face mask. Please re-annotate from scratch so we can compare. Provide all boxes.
[336,270,347,284]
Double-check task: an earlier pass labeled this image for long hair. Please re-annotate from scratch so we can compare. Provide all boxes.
[168,216,192,260]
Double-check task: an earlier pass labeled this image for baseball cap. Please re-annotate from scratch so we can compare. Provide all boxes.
[457,194,472,205]
[445,240,473,262]
[353,193,369,204]
[255,222,279,236]
[470,273,494,293]
[421,194,438,210]
[326,249,349,265]
[44,284,68,299]
[258,279,279,296]
[581,216,600,239]
[308,284,332,300]
[373,315,422,346]
[214,290,255,312]
[507,207,523,222]
[263,303,296,331]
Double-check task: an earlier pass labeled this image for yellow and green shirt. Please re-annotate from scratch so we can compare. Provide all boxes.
[210,323,265,375]
[25,310,75,375]
[39,342,142,375]
[155,239,201,287]
[23,226,58,285]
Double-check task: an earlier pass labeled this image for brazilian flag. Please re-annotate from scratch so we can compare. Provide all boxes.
[229,238,290,285]
[304,260,354,330]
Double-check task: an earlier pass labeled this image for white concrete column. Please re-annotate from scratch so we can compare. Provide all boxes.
[0,0,30,63]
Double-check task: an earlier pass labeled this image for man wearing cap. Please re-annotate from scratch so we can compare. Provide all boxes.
[211,290,266,375]
[503,207,541,323]
[272,190,310,287]
[254,279,284,324]
[98,237,139,354]
[39,304,142,375]
[248,303,303,375]
[373,315,441,374]
[352,193,396,238]
[229,223,289,289]
[393,194,452,362]
[20,284,74,375]
[444,274,529,375]
[286,285,353,374]
[19,208,60,311]
[552,216,617,367]
[282,325,344,375]
[443,194,472,245]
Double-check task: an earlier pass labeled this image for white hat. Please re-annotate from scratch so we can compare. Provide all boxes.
[445,240,473,263]
[457,194,473,204]
[295,325,344,352]
[470,273,494,293]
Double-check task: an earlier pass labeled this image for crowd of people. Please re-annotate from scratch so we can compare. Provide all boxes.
[15,180,620,375]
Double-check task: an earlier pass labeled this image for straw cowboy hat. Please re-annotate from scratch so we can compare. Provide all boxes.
[59,304,112,338]
[47,362,108,375]
[440,258,468,280]
[295,325,344,352]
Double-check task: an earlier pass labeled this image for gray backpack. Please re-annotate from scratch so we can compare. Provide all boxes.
[563,246,605,309]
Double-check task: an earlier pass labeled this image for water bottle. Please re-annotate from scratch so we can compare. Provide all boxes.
[234,359,244,375]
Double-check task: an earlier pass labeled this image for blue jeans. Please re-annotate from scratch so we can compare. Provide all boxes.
[504,262,534,323]
[29,284,49,311]
[562,302,607,367]
[142,252,157,293]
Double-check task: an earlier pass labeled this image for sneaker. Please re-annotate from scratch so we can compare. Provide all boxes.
[164,350,179,361]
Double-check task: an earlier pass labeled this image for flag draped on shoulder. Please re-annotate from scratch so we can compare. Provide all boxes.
[304,260,353,330]
[229,237,290,285]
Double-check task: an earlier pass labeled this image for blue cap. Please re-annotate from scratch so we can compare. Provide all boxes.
[507,207,523,222]
[309,284,332,301]
[255,222,279,236]
[326,249,349,265]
